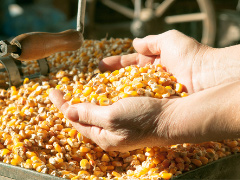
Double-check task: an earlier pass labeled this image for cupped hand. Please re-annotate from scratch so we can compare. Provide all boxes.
[49,89,173,152]
[99,30,240,93]
[50,80,240,152]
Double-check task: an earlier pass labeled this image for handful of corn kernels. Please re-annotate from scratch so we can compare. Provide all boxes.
[58,64,187,106]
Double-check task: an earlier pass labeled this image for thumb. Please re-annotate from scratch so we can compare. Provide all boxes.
[64,102,111,128]
[49,89,112,128]
[133,30,185,56]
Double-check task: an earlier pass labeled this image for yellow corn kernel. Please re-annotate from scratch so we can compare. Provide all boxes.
[89,93,98,101]
[132,82,143,89]
[170,76,177,82]
[61,77,70,83]
[199,156,209,165]
[96,94,107,101]
[99,97,110,106]
[86,153,94,160]
[11,158,20,166]
[119,152,130,158]
[104,71,111,77]
[79,146,91,153]
[181,92,188,97]
[136,154,145,162]
[56,85,61,90]
[129,91,138,96]
[99,164,107,172]
[101,154,110,162]
[139,67,148,73]
[125,66,132,72]
[81,136,91,143]
[109,76,118,83]
[54,143,62,153]
[154,93,163,99]
[26,159,33,165]
[71,176,80,180]
[33,163,43,169]
[116,84,127,91]
[112,171,121,177]
[94,146,103,152]
[160,172,173,180]
[80,159,90,169]
[55,157,63,163]
[78,170,90,176]
[23,78,29,84]
[93,171,104,177]
[1,149,10,156]
[118,92,130,99]
[31,156,40,162]
[74,89,82,94]
[10,86,17,91]
[112,161,122,167]
[46,163,56,170]
[191,159,202,167]
[112,70,119,76]
[152,85,165,94]
[68,129,78,138]
[153,157,161,164]
[63,93,72,101]
[82,87,93,96]
[174,83,183,93]
[26,151,37,159]
[67,85,73,91]
[70,98,80,104]
[7,145,13,151]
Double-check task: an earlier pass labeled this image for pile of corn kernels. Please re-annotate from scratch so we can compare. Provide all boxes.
[0,38,240,180]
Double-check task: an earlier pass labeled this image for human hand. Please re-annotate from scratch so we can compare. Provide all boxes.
[49,89,173,152]
[99,30,240,93]
[50,81,240,152]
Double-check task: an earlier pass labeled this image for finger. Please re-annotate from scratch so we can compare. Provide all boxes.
[99,53,138,72]
[99,53,155,72]
[64,102,112,128]
[133,30,184,56]
[49,89,69,114]
[71,121,131,152]
[133,35,162,56]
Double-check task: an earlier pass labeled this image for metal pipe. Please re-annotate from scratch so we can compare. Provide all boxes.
[77,0,86,33]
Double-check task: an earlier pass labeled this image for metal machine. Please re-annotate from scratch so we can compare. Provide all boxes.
[0,0,86,89]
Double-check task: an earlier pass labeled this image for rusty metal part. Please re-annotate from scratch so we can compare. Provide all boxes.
[0,40,21,57]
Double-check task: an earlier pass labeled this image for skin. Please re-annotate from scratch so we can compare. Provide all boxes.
[49,30,240,152]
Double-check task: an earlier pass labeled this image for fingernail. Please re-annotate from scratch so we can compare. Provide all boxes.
[66,106,79,122]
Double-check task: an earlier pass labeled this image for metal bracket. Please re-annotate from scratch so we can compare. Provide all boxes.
[0,56,22,87]
[0,57,49,89]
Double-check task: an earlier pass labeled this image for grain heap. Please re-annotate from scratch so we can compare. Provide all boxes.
[0,38,239,180]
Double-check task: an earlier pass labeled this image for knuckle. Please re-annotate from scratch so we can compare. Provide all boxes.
[167,29,179,35]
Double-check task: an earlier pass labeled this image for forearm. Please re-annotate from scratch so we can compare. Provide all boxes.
[164,81,240,145]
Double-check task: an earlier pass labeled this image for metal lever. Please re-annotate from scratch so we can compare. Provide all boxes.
[0,0,86,89]
[0,0,86,61]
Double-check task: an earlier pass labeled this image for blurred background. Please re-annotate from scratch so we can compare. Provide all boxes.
[0,0,240,48]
